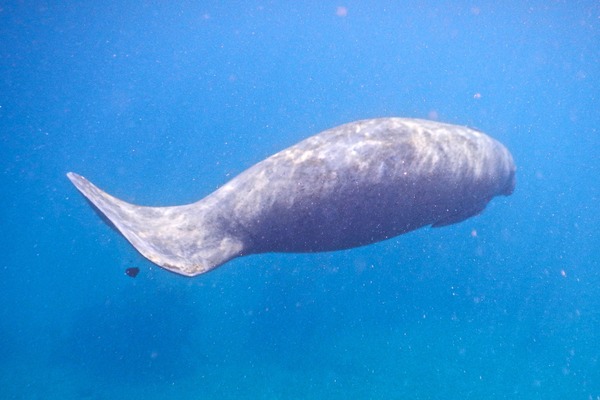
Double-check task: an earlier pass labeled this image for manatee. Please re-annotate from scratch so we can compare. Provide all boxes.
[67,118,515,277]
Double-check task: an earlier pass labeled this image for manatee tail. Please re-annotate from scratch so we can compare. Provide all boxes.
[66,172,244,277]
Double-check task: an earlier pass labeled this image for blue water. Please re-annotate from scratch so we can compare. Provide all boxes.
[1,2,599,399]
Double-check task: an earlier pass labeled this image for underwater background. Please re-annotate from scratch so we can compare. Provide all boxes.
[1,1,599,399]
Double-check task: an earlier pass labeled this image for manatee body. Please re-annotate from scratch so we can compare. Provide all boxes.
[67,118,515,277]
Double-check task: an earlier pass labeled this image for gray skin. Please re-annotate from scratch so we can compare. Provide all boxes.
[67,118,515,277]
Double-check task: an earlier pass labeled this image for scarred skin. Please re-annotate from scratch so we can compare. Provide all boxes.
[67,118,515,277]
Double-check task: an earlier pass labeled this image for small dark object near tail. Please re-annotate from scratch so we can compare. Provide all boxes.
[125,267,140,278]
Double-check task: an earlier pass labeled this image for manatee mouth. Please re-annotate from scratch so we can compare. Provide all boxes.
[503,169,516,196]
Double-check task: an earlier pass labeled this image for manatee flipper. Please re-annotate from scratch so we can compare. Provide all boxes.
[66,172,244,276]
